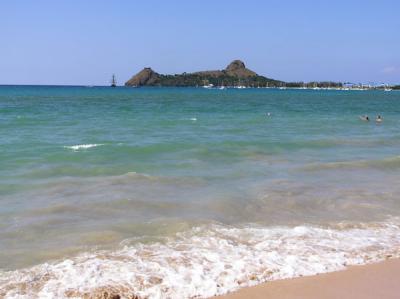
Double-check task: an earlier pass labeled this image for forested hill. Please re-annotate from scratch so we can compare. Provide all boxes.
[125,60,283,87]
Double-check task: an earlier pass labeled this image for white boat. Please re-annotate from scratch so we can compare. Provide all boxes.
[203,84,214,89]
[235,79,247,89]
[384,85,392,92]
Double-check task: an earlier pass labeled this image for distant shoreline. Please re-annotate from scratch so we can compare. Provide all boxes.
[0,84,399,90]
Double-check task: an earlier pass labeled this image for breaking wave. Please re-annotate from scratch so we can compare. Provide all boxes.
[1,218,400,299]
[302,155,400,171]
[64,144,104,151]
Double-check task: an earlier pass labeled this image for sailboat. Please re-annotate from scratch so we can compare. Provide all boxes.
[111,74,117,87]
[202,79,214,88]
[236,79,246,89]
[384,84,392,92]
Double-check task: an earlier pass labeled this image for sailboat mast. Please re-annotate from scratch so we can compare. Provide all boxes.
[111,74,117,87]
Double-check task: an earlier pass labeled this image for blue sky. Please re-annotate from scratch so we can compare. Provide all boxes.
[1,0,399,85]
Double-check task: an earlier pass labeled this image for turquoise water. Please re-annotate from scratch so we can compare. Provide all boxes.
[1,86,400,298]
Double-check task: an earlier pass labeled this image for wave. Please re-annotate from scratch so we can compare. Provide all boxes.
[1,218,400,299]
[302,155,400,171]
[64,144,104,151]
[181,117,197,121]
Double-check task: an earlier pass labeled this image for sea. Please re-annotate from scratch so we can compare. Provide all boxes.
[1,86,400,298]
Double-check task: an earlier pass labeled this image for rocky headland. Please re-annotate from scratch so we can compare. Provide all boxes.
[125,60,282,87]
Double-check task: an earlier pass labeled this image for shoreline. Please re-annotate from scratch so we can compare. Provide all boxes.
[216,258,400,299]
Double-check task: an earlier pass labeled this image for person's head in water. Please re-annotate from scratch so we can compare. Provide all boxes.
[366,116,369,121]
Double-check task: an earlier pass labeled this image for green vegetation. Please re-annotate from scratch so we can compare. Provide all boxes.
[150,73,282,87]
[125,60,283,87]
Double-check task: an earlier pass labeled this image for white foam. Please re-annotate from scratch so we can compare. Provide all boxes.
[64,144,104,151]
[182,117,197,121]
[1,218,400,299]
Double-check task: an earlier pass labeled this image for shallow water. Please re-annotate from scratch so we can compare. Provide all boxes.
[1,86,400,298]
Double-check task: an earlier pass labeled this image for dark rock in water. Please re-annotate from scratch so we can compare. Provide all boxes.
[125,67,160,86]
[125,60,282,87]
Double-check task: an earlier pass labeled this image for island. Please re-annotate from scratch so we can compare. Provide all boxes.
[124,60,395,90]
[125,60,283,87]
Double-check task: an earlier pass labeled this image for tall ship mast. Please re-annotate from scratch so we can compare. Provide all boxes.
[111,74,117,87]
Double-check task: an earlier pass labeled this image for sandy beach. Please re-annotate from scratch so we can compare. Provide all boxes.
[217,259,400,299]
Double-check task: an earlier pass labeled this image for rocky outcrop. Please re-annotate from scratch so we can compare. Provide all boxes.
[225,60,257,78]
[193,60,257,78]
[125,60,281,87]
[125,68,160,86]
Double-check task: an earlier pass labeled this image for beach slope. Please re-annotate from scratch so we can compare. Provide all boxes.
[217,259,400,299]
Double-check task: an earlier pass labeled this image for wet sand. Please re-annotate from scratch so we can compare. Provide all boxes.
[217,259,400,299]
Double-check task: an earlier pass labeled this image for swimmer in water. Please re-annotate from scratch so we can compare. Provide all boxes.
[359,115,369,121]
[376,115,383,123]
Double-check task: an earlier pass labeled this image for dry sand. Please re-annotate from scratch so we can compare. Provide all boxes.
[216,259,400,299]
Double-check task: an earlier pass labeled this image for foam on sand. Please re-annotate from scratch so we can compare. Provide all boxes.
[1,218,400,299]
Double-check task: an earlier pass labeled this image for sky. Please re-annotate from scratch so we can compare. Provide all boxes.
[1,0,399,85]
